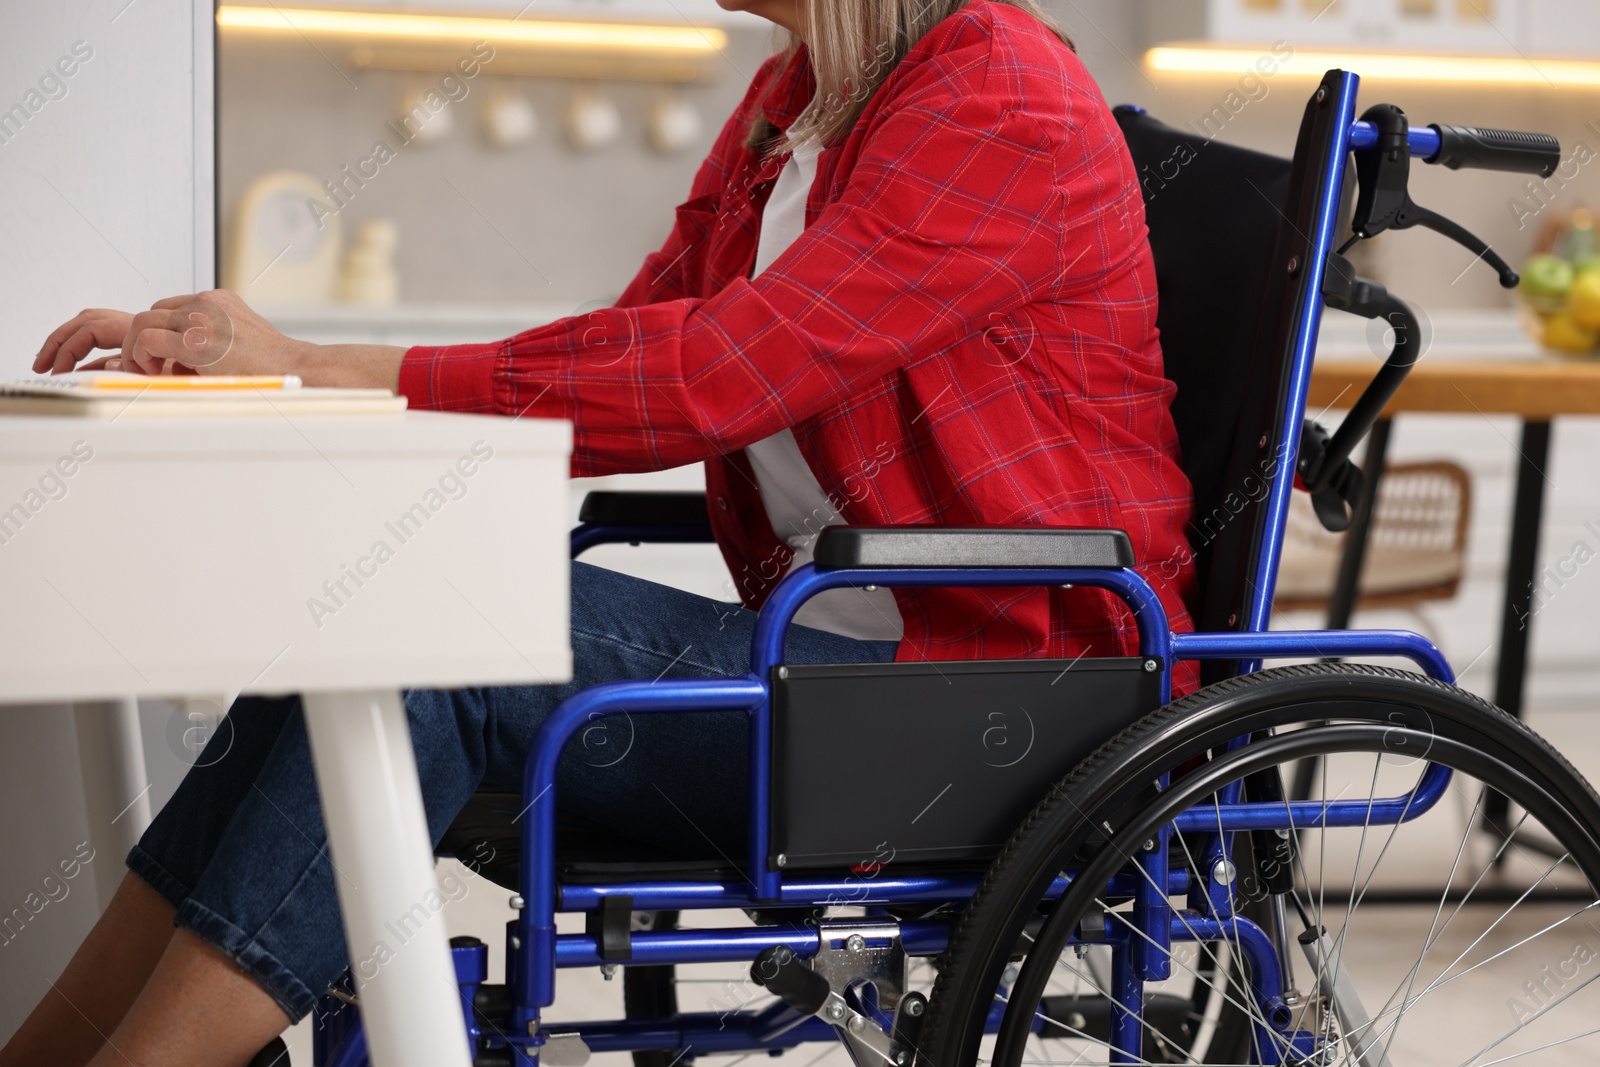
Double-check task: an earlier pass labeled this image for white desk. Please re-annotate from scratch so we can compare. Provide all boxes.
[0,410,572,1067]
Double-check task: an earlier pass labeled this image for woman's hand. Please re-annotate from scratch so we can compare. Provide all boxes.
[36,290,409,391]
[34,290,313,378]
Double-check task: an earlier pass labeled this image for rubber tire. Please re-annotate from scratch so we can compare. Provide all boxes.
[916,663,1600,1067]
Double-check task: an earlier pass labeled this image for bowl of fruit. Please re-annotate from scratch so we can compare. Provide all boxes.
[1520,209,1600,356]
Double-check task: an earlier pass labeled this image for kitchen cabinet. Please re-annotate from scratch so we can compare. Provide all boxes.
[289,0,766,26]
[1144,0,1600,55]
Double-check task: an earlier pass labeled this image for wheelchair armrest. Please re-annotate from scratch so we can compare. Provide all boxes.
[577,491,712,528]
[571,491,715,558]
[812,526,1135,569]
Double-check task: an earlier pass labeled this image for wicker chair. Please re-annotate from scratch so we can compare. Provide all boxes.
[1275,460,1472,614]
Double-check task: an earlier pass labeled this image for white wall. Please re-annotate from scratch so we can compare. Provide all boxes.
[0,1,213,375]
[0,0,212,1041]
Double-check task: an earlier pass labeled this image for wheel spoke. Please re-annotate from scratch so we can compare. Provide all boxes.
[1354,893,1600,1054]
[1469,1022,1600,1067]
[1451,968,1600,1067]
[1409,851,1572,999]
[1296,750,1432,1063]
[1367,783,1488,1060]
[1315,752,1384,1027]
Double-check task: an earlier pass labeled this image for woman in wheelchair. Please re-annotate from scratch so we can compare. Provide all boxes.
[20,0,1600,1064]
[10,2,1203,1064]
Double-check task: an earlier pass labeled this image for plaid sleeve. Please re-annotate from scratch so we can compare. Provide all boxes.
[397,341,502,413]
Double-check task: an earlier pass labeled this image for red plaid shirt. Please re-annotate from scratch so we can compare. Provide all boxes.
[401,1,1199,691]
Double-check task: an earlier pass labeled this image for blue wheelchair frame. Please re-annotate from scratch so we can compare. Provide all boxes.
[322,71,1477,1067]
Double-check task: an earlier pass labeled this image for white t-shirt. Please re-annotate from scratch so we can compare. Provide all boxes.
[744,145,904,642]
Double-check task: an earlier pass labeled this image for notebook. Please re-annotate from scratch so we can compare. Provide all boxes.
[0,373,407,418]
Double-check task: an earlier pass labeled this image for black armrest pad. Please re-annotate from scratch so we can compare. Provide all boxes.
[577,491,712,528]
[812,526,1135,569]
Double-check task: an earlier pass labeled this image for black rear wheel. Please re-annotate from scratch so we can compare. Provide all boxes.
[920,663,1600,1067]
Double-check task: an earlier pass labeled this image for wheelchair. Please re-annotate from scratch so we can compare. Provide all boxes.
[307,70,1600,1067]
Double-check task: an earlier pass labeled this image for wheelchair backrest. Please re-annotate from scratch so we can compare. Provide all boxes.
[1115,80,1348,682]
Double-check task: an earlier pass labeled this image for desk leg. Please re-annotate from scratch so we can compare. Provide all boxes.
[1483,422,1552,840]
[302,690,471,1067]
[72,697,153,908]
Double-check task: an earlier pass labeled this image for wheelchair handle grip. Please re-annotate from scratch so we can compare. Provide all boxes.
[751,945,831,1015]
[1425,123,1560,177]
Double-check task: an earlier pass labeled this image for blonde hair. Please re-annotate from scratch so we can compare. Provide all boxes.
[752,0,1071,152]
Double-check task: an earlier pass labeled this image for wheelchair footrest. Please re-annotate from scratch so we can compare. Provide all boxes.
[770,657,1161,869]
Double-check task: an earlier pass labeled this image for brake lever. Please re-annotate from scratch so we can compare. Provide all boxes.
[1349,103,1520,289]
[1388,200,1520,289]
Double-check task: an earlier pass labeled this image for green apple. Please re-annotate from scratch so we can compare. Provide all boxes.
[1523,254,1575,298]
[1522,253,1576,313]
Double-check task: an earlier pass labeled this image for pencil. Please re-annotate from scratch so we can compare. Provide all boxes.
[84,375,304,391]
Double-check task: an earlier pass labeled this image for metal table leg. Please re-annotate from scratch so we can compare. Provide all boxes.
[302,689,472,1067]
[1484,421,1553,839]
[71,697,153,907]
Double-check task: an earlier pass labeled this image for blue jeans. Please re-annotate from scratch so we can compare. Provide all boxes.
[128,561,897,1022]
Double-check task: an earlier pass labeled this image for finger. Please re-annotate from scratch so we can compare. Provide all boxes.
[35,310,130,373]
[36,309,127,370]
[49,320,132,375]
[35,310,102,370]
[150,294,199,312]
[76,356,121,372]
[119,309,187,374]
[124,326,191,374]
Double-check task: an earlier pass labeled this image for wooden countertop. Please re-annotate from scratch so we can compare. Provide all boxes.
[1308,357,1600,418]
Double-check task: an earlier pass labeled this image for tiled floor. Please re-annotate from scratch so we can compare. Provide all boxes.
[285,704,1600,1066]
